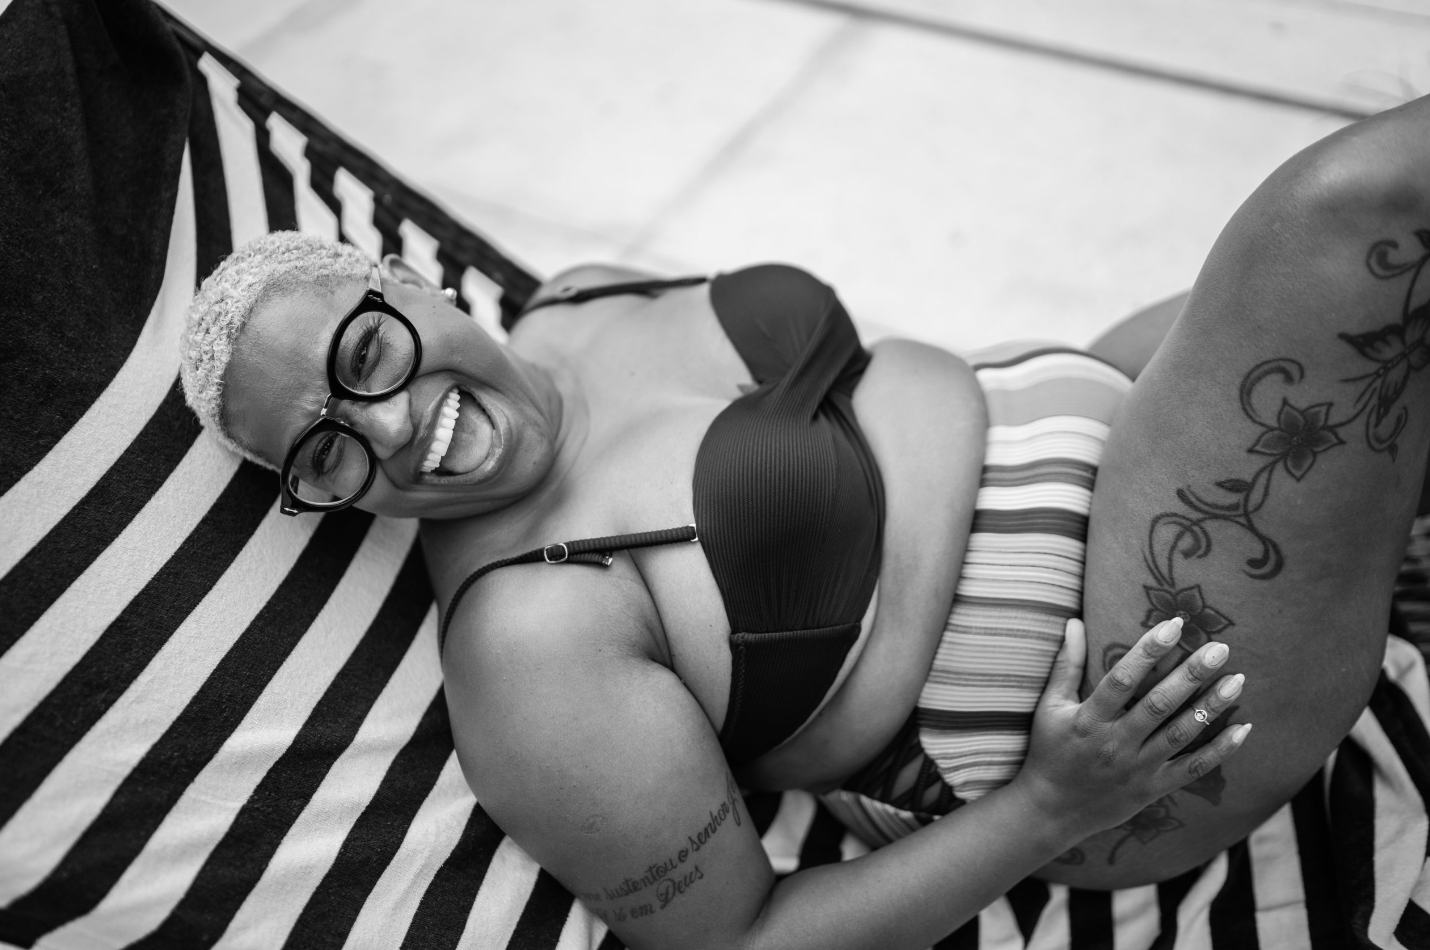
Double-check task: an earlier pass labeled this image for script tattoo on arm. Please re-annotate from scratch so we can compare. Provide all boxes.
[585,773,744,924]
[1105,231,1430,865]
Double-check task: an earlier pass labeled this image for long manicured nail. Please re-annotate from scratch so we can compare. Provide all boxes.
[1157,617,1184,643]
[1232,723,1253,744]
[1217,673,1244,699]
[1205,642,1229,666]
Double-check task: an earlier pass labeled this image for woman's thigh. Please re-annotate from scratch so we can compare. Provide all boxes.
[1047,99,1430,889]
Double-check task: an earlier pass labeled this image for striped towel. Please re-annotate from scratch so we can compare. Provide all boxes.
[0,3,571,948]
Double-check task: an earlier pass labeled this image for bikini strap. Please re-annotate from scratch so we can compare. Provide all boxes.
[438,523,700,653]
[519,275,710,315]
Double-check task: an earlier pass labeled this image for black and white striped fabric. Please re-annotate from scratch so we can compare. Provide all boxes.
[2,2,1428,948]
[0,3,861,947]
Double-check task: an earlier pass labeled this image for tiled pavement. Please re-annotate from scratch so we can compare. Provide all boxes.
[161,0,1430,350]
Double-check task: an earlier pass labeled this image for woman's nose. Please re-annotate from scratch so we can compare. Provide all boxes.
[342,391,413,459]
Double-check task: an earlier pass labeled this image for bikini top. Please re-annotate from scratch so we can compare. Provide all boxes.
[439,265,885,765]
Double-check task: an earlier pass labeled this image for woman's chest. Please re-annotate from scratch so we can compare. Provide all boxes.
[436,290,894,773]
[565,392,744,730]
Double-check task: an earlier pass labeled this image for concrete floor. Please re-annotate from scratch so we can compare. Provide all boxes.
[160,0,1430,351]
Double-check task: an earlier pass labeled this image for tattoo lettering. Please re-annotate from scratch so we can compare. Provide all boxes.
[595,902,656,924]
[656,865,705,910]
[726,773,744,828]
[592,865,708,921]
[585,775,744,918]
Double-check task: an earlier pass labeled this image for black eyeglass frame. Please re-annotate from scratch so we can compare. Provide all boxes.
[278,265,424,516]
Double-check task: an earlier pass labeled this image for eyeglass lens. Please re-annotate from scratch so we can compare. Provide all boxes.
[289,429,372,505]
[335,309,419,396]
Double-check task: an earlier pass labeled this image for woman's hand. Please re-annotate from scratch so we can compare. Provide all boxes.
[1012,617,1251,840]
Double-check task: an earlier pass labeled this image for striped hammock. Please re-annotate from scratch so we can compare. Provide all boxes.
[1,1,1427,948]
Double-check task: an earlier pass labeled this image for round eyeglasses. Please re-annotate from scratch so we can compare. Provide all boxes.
[279,265,424,516]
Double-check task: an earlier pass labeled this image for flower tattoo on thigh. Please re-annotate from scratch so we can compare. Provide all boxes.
[1103,230,1430,864]
[1143,232,1430,650]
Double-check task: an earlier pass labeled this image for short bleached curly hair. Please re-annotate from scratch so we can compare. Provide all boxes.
[180,231,374,468]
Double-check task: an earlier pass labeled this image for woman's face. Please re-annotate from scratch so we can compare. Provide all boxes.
[223,266,561,520]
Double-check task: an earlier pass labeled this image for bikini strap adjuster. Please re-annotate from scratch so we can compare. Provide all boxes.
[441,523,702,654]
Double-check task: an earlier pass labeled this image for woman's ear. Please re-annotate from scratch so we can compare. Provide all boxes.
[381,254,439,292]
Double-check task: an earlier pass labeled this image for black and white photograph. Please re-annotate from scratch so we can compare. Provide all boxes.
[3,1,1430,947]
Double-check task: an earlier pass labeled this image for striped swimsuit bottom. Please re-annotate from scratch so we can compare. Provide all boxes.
[824,343,1133,846]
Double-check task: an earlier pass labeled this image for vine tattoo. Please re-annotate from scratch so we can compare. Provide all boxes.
[1105,231,1430,865]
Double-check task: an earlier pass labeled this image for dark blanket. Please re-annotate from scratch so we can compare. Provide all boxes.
[0,0,189,495]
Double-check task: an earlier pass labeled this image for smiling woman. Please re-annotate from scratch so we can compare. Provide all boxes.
[185,232,563,521]
[177,93,1430,950]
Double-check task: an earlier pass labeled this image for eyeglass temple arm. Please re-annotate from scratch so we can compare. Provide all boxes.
[368,264,383,295]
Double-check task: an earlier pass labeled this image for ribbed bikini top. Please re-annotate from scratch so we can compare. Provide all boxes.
[439,265,885,765]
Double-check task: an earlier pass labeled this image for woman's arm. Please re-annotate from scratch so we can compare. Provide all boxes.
[444,565,1248,950]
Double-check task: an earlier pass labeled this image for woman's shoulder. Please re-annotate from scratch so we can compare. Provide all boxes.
[536,262,661,297]
[437,542,669,677]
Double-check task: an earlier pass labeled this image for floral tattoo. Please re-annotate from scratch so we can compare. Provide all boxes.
[1104,707,1238,864]
[1143,231,1430,652]
[1105,231,1430,864]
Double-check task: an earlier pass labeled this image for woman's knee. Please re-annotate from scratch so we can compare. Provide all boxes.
[1238,99,1430,263]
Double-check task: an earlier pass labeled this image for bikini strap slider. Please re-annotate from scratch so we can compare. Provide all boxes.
[601,554,614,566]
[543,542,570,564]
[687,523,699,542]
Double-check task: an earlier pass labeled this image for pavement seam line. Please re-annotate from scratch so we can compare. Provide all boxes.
[763,0,1380,120]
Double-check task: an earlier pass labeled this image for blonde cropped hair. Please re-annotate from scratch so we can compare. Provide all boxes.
[179,231,373,468]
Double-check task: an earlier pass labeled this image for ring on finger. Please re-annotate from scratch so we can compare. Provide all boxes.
[1193,708,1210,723]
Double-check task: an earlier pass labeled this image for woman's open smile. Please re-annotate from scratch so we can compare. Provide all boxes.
[418,385,501,478]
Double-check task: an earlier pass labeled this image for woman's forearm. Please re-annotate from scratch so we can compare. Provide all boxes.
[740,778,1084,950]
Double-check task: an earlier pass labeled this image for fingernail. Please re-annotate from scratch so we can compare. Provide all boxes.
[1217,673,1244,699]
[1232,723,1253,744]
[1205,642,1229,666]
[1157,617,1184,643]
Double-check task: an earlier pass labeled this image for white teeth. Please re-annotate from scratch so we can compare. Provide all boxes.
[421,389,463,473]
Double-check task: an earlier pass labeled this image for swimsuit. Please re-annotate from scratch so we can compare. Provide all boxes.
[826,343,1133,844]
[439,265,885,766]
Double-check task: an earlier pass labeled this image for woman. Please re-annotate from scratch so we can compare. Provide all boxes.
[179,94,1429,949]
